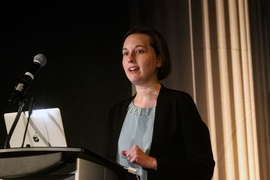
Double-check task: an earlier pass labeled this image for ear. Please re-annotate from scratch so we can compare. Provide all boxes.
[156,55,162,67]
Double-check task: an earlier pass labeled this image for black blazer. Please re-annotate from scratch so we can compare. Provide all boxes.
[106,85,215,180]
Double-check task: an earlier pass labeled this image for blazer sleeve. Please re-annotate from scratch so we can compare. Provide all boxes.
[148,91,215,180]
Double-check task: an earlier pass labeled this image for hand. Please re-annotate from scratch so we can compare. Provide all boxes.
[121,144,157,170]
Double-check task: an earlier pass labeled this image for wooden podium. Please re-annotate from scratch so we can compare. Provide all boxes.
[0,147,138,180]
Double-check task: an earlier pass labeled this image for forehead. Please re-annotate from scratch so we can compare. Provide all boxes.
[123,33,150,47]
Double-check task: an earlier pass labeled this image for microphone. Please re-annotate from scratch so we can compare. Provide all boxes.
[8,54,47,104]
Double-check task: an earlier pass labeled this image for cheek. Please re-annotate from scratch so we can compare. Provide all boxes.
[122,59,127,70]
[145,59,158,68]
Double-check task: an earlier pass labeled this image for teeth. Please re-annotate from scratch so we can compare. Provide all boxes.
[130,67,138,71]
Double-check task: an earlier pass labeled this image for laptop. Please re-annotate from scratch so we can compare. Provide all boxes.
[4,108,67,148]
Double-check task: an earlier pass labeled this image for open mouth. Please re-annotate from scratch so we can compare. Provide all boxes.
[129,67,139,71]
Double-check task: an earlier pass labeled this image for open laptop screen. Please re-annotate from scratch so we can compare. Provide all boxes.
[4,108,67,148]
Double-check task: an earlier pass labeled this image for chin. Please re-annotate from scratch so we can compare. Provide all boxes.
[128,80,138,85]
[128,77,139,83]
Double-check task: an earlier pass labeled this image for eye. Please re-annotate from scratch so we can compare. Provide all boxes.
[136,49,144,54]
[122,51,129,56]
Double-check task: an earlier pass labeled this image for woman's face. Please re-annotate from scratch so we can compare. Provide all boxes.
[122,33,162,85]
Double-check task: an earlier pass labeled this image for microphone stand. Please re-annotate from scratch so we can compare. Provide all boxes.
[21,97,35,148]
[4,97,27,149]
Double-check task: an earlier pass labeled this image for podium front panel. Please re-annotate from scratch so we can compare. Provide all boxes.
[76,158,118,180]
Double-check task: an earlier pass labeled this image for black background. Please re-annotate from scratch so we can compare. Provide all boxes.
[0,0,131,157]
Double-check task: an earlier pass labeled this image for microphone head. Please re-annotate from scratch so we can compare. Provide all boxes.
[33,54,47,67]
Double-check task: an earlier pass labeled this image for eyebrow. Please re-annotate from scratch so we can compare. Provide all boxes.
[122,45,146,51]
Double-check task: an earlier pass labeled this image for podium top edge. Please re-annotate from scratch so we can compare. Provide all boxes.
[0,147,84,154]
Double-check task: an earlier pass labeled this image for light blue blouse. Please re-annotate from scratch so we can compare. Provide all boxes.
[117,101,156,180]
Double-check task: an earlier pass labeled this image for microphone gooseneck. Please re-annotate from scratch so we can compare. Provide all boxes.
[21,97,36,148]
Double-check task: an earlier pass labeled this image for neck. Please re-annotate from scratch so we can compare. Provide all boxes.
[133,83,161,108]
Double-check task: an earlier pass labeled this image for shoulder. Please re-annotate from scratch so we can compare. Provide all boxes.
[109,96,133,113]
[159,84,193,101]
[157,85,197,111]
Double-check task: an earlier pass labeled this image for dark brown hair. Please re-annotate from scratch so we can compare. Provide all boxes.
[122,28,172,80]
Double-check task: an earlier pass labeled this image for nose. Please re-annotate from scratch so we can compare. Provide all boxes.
[127,52,136,63]
[128,59,135,63]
